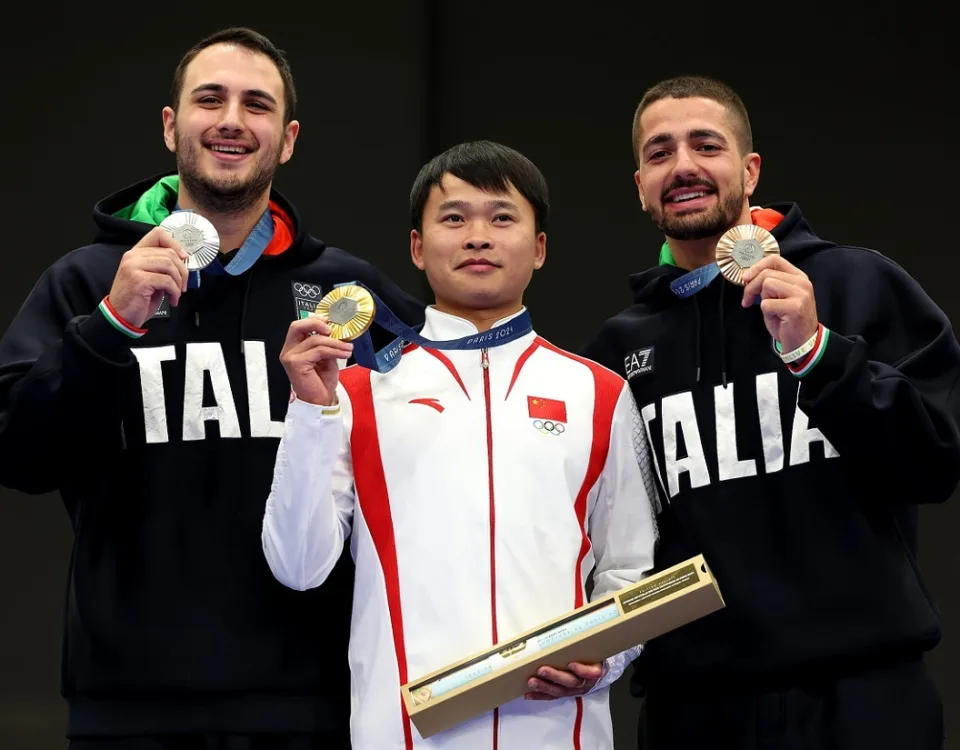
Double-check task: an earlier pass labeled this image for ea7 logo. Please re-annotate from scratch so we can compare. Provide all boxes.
[625,347,654,380]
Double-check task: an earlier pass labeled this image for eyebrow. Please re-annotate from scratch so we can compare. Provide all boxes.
[190,83,278,105]
[437,199,520,212]
[643,128,728,152]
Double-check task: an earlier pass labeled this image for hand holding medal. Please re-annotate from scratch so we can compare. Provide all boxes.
[724,225,819,354]
[106,210,221,328]
[107,224,193,329]
[280,310,355,407]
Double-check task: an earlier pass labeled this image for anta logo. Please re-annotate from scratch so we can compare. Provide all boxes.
[640,372,839,502]
[410,397,444,413]
[625,347,654,380]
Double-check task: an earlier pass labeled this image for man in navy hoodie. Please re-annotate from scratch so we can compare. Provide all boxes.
[0,26,423,750]
[580,74,958,749]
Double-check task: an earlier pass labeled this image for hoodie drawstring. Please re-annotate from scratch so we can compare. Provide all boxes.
[719,281,728,389]
[692,280,729,387]
[694,294,702,384]
[239,264,255,356]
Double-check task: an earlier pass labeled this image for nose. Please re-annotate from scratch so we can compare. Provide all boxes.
[216,99,245,137]
[673,143,699,176]
[463,234,493,251]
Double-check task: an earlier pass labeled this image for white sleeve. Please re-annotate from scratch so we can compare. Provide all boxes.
[261,391,356,591]
[586,382,659,691]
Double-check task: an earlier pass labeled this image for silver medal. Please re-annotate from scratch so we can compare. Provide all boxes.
[159,211,220,271]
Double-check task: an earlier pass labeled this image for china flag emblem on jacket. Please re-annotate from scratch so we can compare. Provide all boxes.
[528,396,567,423]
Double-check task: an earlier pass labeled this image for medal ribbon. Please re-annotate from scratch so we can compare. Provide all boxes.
[340,282,533,374]
[668,259,760,305]
[171,208,274,289]
[665,207,784,300]
[669,260,721,299]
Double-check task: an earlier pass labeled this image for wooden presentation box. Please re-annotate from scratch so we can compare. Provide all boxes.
[401,554,724,739]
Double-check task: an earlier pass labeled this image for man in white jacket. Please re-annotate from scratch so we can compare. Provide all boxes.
[262,141,659,750]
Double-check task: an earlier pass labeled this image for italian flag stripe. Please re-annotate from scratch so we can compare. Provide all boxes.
[98,296,147,338]
[791,327,830,377]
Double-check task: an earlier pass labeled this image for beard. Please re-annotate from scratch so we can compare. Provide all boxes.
[650,175,745,241]
[175,128,282,214]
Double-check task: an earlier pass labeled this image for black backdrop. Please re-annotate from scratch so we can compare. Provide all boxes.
[1,7,955,749]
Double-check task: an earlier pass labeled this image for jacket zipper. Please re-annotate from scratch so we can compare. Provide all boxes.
[481,347,499,748]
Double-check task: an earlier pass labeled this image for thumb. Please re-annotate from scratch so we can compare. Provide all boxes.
[569,662,603,680]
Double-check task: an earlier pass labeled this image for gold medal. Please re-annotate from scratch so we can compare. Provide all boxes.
[715,224,780,285]
[313,285,376,341]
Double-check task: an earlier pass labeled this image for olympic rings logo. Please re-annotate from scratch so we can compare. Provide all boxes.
[294,282,323,298]
[533,419,565,436]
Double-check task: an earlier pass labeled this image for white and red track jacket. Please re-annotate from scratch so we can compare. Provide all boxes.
[263,307,659,750]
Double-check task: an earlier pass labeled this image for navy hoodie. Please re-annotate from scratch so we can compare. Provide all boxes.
[0,173,426,736]
[580,203,960,691]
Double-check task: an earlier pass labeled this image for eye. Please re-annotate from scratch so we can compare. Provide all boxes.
[442,214,465,224]
[493,214,515,223]
[648,150,669,161]
[247,101,270,111]
[698,144,721,152]
[198,96,221,105]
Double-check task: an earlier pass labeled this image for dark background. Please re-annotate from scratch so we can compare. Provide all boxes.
[1,7,955,749]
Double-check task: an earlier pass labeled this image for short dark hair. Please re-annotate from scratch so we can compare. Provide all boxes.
[410,141,550,233]
[631,75,752,165]
[171,27,297,124]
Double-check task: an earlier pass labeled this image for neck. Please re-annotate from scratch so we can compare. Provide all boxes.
[432,300,523,332]
[668,204,754,271]
[176,185,271,254]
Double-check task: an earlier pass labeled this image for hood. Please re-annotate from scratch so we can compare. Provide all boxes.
[628,202,837,307]
[91,171,307,262]
[92,172,319,355]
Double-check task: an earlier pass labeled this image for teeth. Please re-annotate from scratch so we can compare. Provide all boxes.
[211,145,246,154]
[673,191,707,203]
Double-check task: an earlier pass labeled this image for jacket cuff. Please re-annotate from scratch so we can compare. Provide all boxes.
[72,305,139,366]
[287,395,342,420]
[798,329,857,401]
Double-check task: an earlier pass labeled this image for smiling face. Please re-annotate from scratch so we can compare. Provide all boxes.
[162,43,299,214]
[634,96,759,241]
[410,174,546,319]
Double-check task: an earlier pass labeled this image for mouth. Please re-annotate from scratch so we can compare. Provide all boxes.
[204,141,255,162]
[456,258,501,273]
[663,185,717,210]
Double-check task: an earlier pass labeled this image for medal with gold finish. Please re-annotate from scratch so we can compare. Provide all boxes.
[313,285,376,340]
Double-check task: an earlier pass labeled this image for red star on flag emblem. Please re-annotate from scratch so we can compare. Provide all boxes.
[528,396,567,422]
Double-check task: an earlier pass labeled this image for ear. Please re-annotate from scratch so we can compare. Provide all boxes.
[743,152,761,199]
[279,120,300,165]
[533,231,546,270]
[410,229,425,270]
[162,106,177,154]
[634,170,647,211]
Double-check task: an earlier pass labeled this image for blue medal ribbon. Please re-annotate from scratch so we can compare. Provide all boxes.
[665,241,761,305]
[670,263,760,305]
[170,207,274,288]
[670,263,721,299]
[340,282,533,374]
